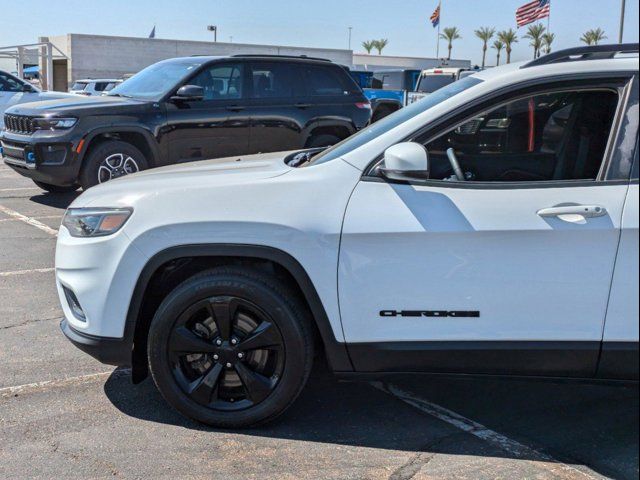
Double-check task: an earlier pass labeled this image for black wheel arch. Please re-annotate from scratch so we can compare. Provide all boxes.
[81,126,161,167]
[125,244,354,382]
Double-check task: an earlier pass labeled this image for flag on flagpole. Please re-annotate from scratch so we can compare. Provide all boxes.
[148,25,156,39]
[430,3,441,28]
[516,0,550,27]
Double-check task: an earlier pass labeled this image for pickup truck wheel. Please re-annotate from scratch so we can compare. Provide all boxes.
[147,266,314,428]
[306,134,341,148]
[79,140,148,190]
[32,181,78,193]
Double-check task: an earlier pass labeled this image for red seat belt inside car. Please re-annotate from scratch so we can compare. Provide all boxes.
[528,99,535,152]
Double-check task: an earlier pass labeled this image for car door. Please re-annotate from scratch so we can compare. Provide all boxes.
[338,77,635,377]
[246,61,308,154]
[164,62,250,163]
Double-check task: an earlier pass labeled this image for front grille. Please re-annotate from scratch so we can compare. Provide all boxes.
[4,114,36,134]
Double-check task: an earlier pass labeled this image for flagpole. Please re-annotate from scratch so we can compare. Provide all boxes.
[436,0,441,60]
[547,0,551,33]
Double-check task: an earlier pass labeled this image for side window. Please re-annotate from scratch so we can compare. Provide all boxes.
[0,72,25,92]
[250,62,305,99]
[424,89,619,182]
[93,82,109,92]
[190,64,244,101]
[305,65,349,97]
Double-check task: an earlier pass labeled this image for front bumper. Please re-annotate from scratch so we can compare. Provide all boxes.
[60,317,132,366]
[1,130,83,186]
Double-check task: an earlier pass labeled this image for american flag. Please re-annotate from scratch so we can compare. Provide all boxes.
[430,3,441,28]
[516,0,550,28]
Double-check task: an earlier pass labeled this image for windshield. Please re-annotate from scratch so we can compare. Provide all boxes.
[307,76,482,165]
[107,60,203,100]
[416,74,457,93]
[71,82,88,91]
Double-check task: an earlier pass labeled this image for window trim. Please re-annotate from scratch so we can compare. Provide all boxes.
[363,72,636,189]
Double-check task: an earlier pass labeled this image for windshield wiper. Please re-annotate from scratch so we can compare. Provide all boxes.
[287,147,328,167]
[107,93,132,98]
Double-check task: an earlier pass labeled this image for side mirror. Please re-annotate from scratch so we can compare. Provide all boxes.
[171,85,204,102]
[380,142,429,180]
[22,84,36,93]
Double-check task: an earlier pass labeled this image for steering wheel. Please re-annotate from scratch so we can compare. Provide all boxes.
[446,148,466,181]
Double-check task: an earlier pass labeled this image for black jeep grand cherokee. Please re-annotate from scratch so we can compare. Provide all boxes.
[1,55,371,191]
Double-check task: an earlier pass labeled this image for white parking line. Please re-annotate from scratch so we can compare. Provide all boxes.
[0,267,55,277]
[0,187,41,192]
[0,368,131,398]
[0,204,58,236]
[372,382,600,479]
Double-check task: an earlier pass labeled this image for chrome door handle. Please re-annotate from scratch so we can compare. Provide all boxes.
[537,205,607,218]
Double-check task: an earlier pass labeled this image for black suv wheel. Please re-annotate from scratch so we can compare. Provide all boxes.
[79,140,148,190]
[147,266,315,428]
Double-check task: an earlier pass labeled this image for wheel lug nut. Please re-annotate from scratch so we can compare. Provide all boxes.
[231,338,237,345]
[216,339,222,346]
[237,352,244,359]
[226,363,232,368]
[213,354,219,361]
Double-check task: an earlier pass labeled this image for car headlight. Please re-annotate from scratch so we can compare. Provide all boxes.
[62,208,132,237]
[33,117,78,130]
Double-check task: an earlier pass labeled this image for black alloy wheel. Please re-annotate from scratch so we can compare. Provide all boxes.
[148,267,314,428]
[168,295,285,410]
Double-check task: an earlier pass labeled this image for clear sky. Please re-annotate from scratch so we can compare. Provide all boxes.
[1,0,638,65]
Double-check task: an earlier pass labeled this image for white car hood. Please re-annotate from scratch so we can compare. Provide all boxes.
[73,151,296,208]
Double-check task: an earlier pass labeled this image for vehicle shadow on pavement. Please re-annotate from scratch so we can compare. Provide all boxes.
[29,191,81,210]
[103,365,639,478]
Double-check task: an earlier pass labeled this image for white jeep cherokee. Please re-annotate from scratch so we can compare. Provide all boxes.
[57,44,639,428]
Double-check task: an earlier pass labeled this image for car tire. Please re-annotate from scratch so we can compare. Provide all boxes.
[32,181,78,193]
[306,134,341,148]
[79,140,148,190]
[147,266,315,428]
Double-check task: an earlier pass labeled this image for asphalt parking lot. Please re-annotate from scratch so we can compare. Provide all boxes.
[0,162,638,479]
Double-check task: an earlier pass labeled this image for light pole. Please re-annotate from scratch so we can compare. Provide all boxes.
[207,25,218,42]
[348,27,353,50]
[618,0,626,43]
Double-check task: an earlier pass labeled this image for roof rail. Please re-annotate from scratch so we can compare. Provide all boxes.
[521,43,638,69]
[231,54,331,62]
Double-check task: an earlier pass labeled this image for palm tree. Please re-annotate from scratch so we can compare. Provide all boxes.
[361,40,375,54]
[498,28,518,64]
[373,38,389,55]
[580,28,607,45]
[440,27,462,60]
[492,39,505,66]
[523,23,546,59]
[475,27,496,68]
[541,32,555,54]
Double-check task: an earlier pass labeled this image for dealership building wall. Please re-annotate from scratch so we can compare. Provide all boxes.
[37,33,471,91]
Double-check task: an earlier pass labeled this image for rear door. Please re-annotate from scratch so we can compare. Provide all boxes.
[339,76,634,377]
[246,61,308,154]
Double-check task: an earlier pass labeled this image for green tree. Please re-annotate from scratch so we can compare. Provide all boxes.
[541,32,555,54]
[523,23,546,59]
[492,39,505,66]
[440,27,462,60]
[361,40,375,54]
[498,28,518,64]
[475,26,496,68]
[580,28,607,45]
[373,38,389,55]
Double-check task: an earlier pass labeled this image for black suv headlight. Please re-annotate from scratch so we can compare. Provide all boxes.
[33,117,78,130]
[62,208,132,237]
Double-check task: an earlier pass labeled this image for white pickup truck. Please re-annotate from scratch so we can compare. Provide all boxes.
[57,44,639,428]
[406,67,472,105]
